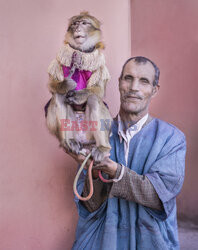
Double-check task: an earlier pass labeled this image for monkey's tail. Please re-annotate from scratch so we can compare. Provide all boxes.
[73,153,94,201]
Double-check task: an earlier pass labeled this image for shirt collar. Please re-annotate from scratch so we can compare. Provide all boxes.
[118,113,149,143]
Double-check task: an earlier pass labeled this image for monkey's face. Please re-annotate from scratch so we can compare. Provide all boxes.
[65,17,101,52]
[71,19,93,45]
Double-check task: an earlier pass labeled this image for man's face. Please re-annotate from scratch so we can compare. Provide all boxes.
[119,60,159,115]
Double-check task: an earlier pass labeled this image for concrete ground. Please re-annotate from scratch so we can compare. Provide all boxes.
[178,221,198,250]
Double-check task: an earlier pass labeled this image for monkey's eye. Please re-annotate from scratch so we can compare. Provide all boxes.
[71,21,79,27]
[81,21,92,26]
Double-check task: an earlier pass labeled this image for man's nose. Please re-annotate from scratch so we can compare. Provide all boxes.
[129,79,139,91]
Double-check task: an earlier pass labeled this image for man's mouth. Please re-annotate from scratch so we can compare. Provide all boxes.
[125,95,142,100]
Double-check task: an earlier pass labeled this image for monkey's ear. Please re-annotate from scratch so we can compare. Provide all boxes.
[96,42,105,50]
[79,11,90,16]
[64,40,69,45]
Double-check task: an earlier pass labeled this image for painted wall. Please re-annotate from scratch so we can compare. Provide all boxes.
[131,0,198,222]
[0,0,130,249]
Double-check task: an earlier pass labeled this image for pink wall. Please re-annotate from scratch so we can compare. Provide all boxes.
[0,0,130,249]
[131,0,198,222]
[2,0,197,248]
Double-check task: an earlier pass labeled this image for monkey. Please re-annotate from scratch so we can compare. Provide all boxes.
[46,12,112,162]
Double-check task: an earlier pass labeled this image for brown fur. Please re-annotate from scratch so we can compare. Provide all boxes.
[68,11,101,30]
[46,12,112,162]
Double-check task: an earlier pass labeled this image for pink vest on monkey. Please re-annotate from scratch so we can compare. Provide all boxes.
[62,65,92,91]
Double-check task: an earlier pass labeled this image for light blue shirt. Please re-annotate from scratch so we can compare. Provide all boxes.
[72,118,186,250]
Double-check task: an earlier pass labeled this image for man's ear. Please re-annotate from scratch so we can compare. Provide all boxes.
[152,84,160,97]
[118,77,121,88]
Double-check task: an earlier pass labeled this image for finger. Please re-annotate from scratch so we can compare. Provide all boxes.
[92,164,106,171]
[94,159,108,167]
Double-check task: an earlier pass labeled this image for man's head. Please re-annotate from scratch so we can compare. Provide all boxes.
[119,56,160,116]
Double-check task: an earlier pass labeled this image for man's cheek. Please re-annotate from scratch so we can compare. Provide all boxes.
[120,91,125,99]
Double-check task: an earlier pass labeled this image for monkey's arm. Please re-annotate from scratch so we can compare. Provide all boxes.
[48,76,77,95]
[48,59,77,94]
[86,64,110,98]
[65,65,110,105]
[82,165,163,213]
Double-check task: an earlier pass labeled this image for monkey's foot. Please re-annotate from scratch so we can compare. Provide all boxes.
[60,140,71,153]
[91,147,110,163]
[65,95,79,105]
[65,78,77,91]
[65,90,89,105]
[67,90,76,97]
[60,139,81,155]
[65,90,76,105]
[68,139,82,155]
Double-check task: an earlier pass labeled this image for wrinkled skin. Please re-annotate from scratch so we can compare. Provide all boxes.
[119,60,159,125]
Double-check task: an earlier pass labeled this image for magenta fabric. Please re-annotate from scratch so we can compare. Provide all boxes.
[62,65,92,90]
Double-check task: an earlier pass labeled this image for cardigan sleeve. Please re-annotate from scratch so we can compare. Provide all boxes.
[82,164,163,212]
[109,164,163,211]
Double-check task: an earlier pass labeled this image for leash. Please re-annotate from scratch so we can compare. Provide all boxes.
[73,152,113,201]
[73,153,94,201]
[98,170,113,183]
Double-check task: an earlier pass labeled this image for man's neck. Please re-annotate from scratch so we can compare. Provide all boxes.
[119,109,148,126]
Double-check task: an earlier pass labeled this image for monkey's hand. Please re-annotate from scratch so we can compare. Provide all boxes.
[91,146,111,164]
[64,78,77,92]
[61,139,81,155]
[49,78,77,94]
[72,52,82,68]
[65,89,90,105]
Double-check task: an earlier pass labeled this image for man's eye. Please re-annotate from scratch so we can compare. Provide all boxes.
[140,78,149,84]
[124,75,133,81]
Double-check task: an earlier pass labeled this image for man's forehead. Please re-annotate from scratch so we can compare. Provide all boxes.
[123,60,155,79]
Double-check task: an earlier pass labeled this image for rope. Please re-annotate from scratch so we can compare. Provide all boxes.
[98,170,113,183]
[73,153,94,201]
[73,152,115,200]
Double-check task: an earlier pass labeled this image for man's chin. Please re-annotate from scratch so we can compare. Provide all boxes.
[121,103,142,114]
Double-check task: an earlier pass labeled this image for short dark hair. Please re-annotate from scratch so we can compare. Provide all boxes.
[120,56,160,86]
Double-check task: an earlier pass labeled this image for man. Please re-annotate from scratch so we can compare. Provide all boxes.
[69,57,186,249]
